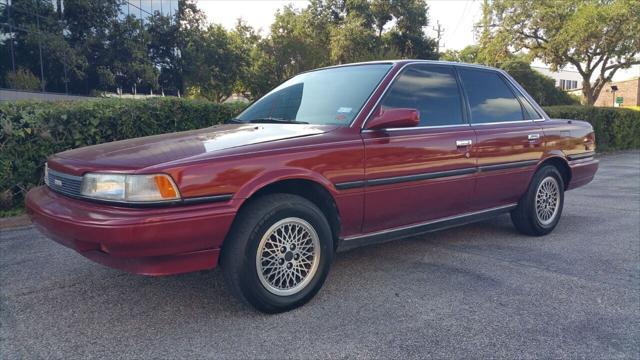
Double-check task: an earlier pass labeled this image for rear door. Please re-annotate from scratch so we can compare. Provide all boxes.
[361,64,476,233]
[457,67,545,210]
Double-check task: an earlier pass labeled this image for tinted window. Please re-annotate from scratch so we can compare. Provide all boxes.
[237,64,391,126]
[505,79,542,120]
[459,68,524,123]
[380,65,464,126]
[519,95,541,120]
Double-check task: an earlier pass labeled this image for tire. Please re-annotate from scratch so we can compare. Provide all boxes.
[511,165,565,236]
[220,193,334,313]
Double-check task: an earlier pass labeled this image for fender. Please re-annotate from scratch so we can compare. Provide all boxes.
[531,151,572,188]
[234,167,339,201]
[537,150,570,172]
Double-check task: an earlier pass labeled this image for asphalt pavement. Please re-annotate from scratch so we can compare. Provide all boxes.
[1,151,639,359]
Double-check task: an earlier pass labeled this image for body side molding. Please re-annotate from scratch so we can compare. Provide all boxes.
[478,160,538,172]
[366,167,476,187]
[334,159,540,190]
[567,151,596,161]
[334,180,366,190]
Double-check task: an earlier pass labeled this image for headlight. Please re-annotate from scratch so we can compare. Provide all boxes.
[80,173,180,202]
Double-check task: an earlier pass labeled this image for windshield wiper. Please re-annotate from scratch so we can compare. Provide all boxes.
[224,117,309,124]
[246,117,309,124]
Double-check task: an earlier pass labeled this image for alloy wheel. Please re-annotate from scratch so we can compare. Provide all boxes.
[535,176,560,225]
[256,217,321,296]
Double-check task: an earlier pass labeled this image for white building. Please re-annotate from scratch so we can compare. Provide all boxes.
[532,66,583,90]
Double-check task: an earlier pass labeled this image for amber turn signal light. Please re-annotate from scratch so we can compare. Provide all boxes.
[154,175,178,199]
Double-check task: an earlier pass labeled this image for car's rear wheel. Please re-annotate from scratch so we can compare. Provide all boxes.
[220,193,333,313]
[511,165,565,236]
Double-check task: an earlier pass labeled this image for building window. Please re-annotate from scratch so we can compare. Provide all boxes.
[558,79,578,90]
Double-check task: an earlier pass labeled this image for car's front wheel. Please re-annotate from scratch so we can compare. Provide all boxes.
[511,165,565,236]
[220,193,333,313]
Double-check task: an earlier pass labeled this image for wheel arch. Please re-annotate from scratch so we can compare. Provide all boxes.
[536,156,572,190]
[231,176,342,252]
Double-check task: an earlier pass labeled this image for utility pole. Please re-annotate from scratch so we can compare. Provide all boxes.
[433,21,444,54]
[35,0,46,92]
[7,0,16,72]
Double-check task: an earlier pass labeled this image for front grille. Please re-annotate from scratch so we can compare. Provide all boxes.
[46,167,83,198]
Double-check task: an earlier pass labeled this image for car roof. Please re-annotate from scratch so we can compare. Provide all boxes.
[310,59,500,73]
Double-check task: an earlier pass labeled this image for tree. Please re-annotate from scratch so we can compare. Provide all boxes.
[1,0,438,98]
[62,0,121,94]
[5,67,41,90]
[499,59,579,106]
[488,0,640,105]
[147,11,182,95]
[474,0,513,66]
[440,45,480,63]
[234,30,278,99]
[387,0,437,59]
[0,0,86,93]
[183,24,245,101]
[103,15,159,94]
[327,1,379,64]
[62,0,120,46]
[176,0,207,95]
[371,0,393,37]
[330,15,378,64]
[263,5,331,84]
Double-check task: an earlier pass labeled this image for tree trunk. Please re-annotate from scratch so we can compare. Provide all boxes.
[582,77,596,106]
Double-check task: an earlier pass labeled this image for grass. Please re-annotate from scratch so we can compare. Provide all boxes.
[0,206,25,218]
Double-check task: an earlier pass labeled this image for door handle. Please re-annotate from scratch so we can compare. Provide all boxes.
[456,139,473,147]
[528,133,541,140]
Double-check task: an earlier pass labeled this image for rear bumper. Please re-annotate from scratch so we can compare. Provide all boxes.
[25,186,236,275]
[568,157,599,190]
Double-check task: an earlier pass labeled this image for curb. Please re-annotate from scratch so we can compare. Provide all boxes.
[0,215,32,229]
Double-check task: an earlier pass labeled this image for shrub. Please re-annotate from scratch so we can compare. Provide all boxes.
[543,105,640,151]
[5,68,43,91]
[0,98,245,211]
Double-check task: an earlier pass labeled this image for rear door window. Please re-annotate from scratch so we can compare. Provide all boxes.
[380,65,465,127]
[459,68,525,124]
[519,96,541,120]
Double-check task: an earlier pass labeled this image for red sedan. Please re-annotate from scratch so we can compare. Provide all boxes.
[26,60,599,312]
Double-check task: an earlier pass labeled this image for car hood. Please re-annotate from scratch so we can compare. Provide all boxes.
[50,123,336,174]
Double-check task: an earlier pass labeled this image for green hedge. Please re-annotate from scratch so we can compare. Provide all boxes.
[0,98,245,212]
[1,100,638,214]
[543,105,640,151]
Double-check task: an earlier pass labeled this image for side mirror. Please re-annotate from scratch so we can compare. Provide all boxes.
[365,107,420,130]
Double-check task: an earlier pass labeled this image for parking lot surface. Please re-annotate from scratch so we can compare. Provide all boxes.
[1,151,639,359]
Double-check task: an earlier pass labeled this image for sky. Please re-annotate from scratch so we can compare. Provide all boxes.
[192,0,638,81]
[198,0,483,51]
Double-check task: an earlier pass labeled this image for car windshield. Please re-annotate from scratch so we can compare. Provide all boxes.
[234,64,392,126]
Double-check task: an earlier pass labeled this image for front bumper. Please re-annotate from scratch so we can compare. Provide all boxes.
[25,186,236,275]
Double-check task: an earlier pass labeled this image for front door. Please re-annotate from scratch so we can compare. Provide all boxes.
[361,64,476,233]
[456,67,545,210]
